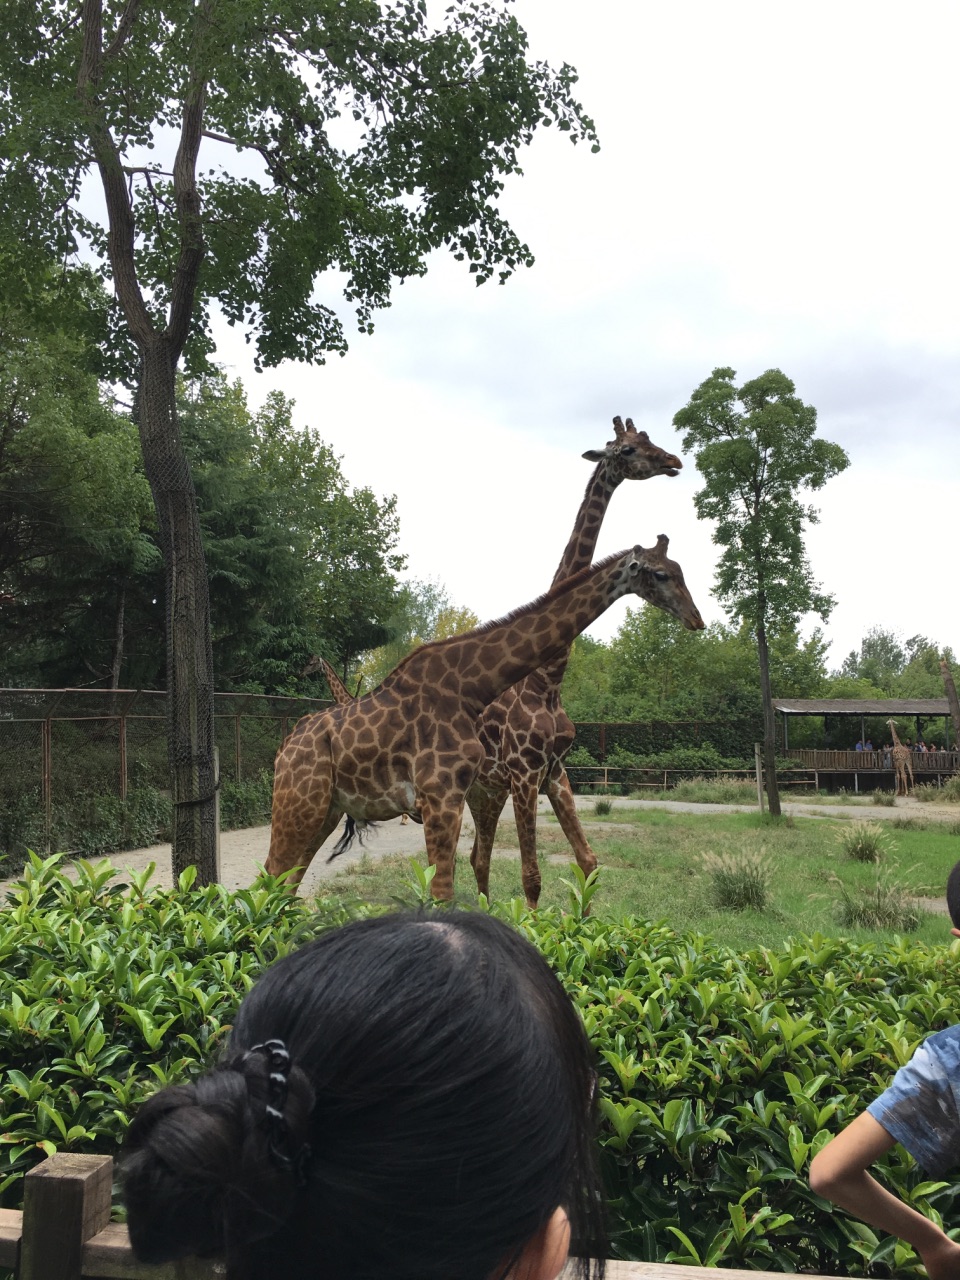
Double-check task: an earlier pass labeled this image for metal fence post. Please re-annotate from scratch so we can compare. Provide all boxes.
[41,716,52,853]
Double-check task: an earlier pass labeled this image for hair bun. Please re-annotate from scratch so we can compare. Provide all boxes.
[122,1052,315,1265]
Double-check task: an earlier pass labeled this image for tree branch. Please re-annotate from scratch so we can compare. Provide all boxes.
[77,0,155,346]
[103,0,141,62]
[167,0,214,356]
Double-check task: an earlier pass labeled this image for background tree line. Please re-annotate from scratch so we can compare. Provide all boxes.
[0,289,404,694]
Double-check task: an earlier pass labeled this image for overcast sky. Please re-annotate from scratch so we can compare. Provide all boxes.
[210,0,960,667]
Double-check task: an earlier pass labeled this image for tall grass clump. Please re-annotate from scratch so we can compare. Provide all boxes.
[659,775,759,804]
[701,849,771,911]
[837,821,892,863]
[915,775,960,804]
[594,797,613,816]
[832,867,923,932]
[871,790,896,807]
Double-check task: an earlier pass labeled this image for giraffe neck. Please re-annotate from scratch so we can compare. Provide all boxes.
[551,461,619,588]
[382,553,635,717]
[536,461,619,689]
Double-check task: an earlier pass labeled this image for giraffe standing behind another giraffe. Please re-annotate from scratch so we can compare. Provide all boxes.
[265,539,704,900]
[467,416,683,907]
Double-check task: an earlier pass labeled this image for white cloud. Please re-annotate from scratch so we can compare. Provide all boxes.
[210,0,959,670]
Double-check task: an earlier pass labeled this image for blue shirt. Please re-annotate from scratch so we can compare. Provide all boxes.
[867,1025,960,1176]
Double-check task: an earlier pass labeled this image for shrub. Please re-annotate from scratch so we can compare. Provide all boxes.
[594,798,613,817]
[565,746,599,767]
[916,775,960,804]
[662,775,759,805]
[871,790,896,807]
[837,821,892,863]
[220,770,274,829]
[3,857,960,1275]
[832,868,923,932]
[701,849,771,911]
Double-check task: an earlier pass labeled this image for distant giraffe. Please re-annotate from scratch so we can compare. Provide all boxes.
[886,719,915,796]
[265,540,704,900]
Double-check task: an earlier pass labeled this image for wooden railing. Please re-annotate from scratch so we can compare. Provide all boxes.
[566,767,815,792]
[785,749,960,772]
[0,1153,850,1280]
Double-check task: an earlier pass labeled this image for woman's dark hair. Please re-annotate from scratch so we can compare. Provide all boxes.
[121,911,606,1280]
[946,860,960,930]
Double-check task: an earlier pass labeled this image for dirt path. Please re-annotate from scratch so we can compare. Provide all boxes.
[9,793,957,896]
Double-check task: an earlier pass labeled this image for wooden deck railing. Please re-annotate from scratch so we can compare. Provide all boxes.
[0,1153,851,1280]
[785,749,960,772]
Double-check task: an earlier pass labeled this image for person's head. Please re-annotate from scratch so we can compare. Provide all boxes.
[121,911,605,1280]
[947,861,960,939]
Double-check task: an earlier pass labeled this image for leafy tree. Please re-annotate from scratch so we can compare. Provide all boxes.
[674,367,849,815]
[0,297,155,687]
[601,605,828,726]
[839,626,907,693]
[0,0,597,877]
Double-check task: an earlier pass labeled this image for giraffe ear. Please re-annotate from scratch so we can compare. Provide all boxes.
[582,449,606,462]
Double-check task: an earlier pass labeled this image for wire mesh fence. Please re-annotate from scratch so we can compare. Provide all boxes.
[0,688,330,869]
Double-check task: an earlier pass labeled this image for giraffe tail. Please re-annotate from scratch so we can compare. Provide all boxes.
[327,815,380,862]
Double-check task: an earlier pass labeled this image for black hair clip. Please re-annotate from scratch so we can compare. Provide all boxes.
[246,1039,312,1186]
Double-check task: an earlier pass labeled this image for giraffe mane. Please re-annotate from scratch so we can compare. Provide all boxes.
[382,549,637,683]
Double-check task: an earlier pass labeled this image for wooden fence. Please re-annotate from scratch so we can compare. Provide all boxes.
[0,1153,850,1280]
[785,748,960,773]
[567,767,816,792]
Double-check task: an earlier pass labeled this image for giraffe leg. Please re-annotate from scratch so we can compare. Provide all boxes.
[419,796,467,902]
[467,786,508,898]
[511,778,543,910]
[264,750,338,887]
[546,762,598,880]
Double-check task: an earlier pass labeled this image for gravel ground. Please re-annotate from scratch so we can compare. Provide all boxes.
[7,794,958,900]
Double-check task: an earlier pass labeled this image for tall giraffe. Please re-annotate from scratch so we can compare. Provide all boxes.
[467,417,683,907]
[886,719,915,797]
[265,539,704,899]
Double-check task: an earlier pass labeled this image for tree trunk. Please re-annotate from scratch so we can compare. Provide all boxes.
[941,660,960,750]
[756,621,782,816]
[137,339,218,883]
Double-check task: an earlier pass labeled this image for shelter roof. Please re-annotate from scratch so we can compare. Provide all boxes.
[772,698,950,716]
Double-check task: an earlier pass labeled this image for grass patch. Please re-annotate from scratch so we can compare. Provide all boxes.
[594,797,613,816]
[832,867,924,932]
[324,805,957,950]
[837,821,892,863]
[701,849,771,911]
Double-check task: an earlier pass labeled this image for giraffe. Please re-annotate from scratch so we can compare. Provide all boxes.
[467,416,683,907]
[314,655,417,823]
[265,538,704,899]
[886,719,915,797]
[305,417,684,900]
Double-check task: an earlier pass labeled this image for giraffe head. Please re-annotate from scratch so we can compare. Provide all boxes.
[581,416,682,480]
[624,535,705,630]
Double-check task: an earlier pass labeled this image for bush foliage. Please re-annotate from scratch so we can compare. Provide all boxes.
[1,856,959,1276]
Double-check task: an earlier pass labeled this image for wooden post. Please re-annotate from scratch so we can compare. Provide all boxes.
[754,743,765,812]
[941,660,960,750]
[19,1152,112,1280]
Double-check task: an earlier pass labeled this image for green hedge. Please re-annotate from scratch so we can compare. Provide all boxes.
[1,857,959,1275]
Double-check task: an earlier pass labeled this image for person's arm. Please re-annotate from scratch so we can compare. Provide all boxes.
[810,1112,960,1280]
